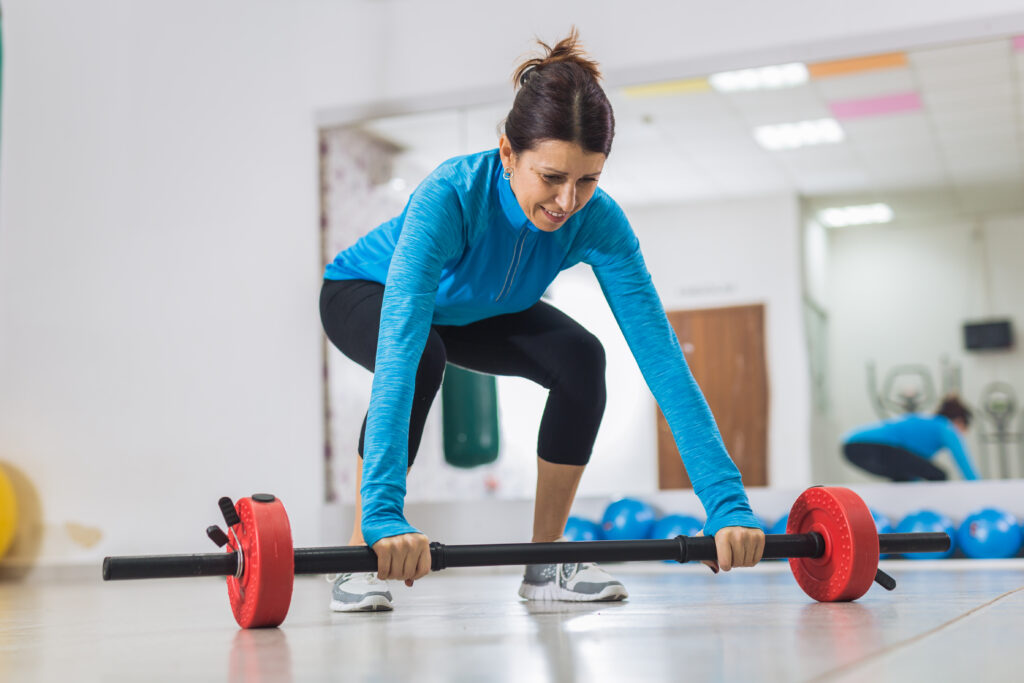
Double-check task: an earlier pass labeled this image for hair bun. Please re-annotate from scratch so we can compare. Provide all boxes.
[512,27,602,89]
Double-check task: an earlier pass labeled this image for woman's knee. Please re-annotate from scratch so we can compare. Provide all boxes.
[415,335,448,399]
[555,329,606,397]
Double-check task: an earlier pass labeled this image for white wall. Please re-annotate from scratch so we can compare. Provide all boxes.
[819,212,1024,483]
[4,0,1024,569]
[0,0,386,560]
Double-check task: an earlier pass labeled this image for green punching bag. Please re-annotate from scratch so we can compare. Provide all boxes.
[441,365,500,468]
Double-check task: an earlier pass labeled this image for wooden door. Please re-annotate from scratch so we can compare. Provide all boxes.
[657,304,769,488]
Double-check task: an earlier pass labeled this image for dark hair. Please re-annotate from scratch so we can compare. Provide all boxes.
[504,28,615,156]
[936,394,972,427]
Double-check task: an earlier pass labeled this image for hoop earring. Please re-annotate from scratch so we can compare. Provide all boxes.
[502,168,513,181]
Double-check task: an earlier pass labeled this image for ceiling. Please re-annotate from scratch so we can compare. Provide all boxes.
[356,35,1024,221]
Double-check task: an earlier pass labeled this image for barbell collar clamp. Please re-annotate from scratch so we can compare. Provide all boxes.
[874,568,897,591]
[206,525,230,548]
[219,496,241,528]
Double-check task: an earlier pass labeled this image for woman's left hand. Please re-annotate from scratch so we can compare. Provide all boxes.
[698,526,765,573]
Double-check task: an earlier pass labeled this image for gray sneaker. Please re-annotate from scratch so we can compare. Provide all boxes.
[518,562,628,602]
[329,573,393,612]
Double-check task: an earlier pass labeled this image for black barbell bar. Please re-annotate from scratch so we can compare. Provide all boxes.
[101,531,950,582]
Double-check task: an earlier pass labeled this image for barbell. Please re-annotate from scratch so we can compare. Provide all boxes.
[102,486,950,629]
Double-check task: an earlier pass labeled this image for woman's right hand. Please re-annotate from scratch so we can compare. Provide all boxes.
[371,532,432,587]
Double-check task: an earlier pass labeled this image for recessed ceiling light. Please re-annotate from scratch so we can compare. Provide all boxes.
[818,203,894,228]
[754,118,845,151]
[709,63,809,92]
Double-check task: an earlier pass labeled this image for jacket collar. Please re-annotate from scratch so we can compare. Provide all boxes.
[496,162,540,233]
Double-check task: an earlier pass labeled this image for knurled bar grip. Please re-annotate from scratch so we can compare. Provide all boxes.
[101,532,950,581]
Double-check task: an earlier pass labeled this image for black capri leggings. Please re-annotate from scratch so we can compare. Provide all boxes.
[320,278,607,467]
[842,442,948,482]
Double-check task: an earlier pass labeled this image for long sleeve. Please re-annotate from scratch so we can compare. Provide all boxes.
[941,424,979,481]
[581,195,759,536]
[359,177,464,547]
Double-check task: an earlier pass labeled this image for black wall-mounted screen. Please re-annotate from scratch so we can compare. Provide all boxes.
[963,320,1013,351]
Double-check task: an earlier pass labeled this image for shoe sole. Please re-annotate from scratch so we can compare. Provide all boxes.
[330,595,394,612]
[517,582,628,602]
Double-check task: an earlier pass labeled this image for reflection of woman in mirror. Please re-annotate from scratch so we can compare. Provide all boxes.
[319,29,764,613]
[841,394,979,482]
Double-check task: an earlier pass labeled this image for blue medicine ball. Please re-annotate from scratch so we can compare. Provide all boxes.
[649,514,703,540]
[956,508,1023,559]
[870,509,894,558]
[870,509,893,535]
[602,498,657,540]
[762,514,789,561]
[563,516,603,542]
[895,510,956,559]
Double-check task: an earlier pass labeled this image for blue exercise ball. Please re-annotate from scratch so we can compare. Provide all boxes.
[956,508,1023,559]
[870,509,893,534]
[762,514,789,561]
[896,510,956,559]
[870,509,894,558]
[602,498,657,540]
[649,514,703,540]
[563,516,603,542]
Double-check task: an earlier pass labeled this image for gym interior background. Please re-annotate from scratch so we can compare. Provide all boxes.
[1,3,1024,675]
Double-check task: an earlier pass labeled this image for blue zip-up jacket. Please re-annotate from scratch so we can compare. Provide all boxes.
[843,414,979,480]
[326,149,760,546]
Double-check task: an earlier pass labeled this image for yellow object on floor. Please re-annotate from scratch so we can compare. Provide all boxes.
[0,464,19,558]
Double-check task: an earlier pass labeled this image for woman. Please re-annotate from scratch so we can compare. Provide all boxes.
[842,394,979,482]
[320,30,765,612]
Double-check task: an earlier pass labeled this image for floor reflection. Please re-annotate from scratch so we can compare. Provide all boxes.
[797,601,886,665]
[229,628,292,683]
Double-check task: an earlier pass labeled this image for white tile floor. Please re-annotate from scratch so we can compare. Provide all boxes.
[2,560,1023,682]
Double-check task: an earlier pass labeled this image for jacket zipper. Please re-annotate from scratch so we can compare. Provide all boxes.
[494,226,530,302]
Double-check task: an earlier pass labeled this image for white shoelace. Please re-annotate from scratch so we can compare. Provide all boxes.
[325,572,384,585]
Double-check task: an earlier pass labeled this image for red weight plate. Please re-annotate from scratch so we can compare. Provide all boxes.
[226,496,295,628]
[786,487,878,602]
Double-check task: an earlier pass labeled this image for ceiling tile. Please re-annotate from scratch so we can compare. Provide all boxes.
[689,154,789,191]
[929,106,1017,133]
[911,59,1013,90]
[610,89,740,126]
[857,144,944,168]
[861,156,948,187]
[921,80,1015,110]
[773,145,871,193]
[936,128,1017,153]
[839,112,934,148]
[720,85,831,125]
[912,38,1010,63]
[812,68,917,100]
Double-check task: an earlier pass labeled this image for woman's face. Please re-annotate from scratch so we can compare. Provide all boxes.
[498,136,606,232]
